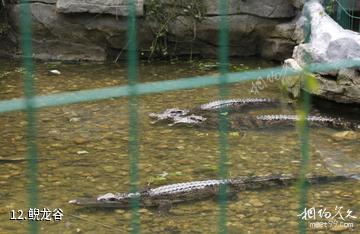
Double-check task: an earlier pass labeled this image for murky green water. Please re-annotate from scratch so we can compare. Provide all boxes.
[0,59,359,233]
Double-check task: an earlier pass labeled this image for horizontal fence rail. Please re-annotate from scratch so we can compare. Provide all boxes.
[0,59,360,114]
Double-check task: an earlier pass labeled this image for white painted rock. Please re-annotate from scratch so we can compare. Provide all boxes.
[293,0,360,65]
[49,69,61,75]
[286,0,360,103]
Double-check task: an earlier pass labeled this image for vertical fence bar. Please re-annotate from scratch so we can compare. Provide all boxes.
[297,82,311,234]
[19,1,39,234]
[337,0,342,27]
[351,0,355,30]
[127,0,140,233]
[297,2,312,233]
[218,0,229,233]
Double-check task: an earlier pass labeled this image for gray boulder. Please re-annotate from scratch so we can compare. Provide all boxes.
[261,21,297,61]
[167,14,283,57]
[204,0,296,18]
[289,0,306,9]
[285,0,360,104]
[56,0,144,16]
[261,38,296,61]
[8,2,152,61]
[4,0,299,61]
[293,0,360,64]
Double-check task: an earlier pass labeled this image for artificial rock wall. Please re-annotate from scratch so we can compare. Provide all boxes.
[1,0,301,61]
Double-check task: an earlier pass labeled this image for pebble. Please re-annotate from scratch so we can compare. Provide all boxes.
[156,144,169,149]
[341,193,352,198]
[288,221,298,227]
[332,190,342,195]
[76,150,89,155]
[249,198,264,207]
[330,225,349,232]
[73,137,89,145]
[41,117,52,122]
[69,117,81,123]
[139,208,149,214]
[123,213,132,219]
[0,207,8,214]
[176,145,185,150]
[236,214,246,219]
[320,190,331,197]
[103,166,117,173]
[49,69,61,75]
[115,209,125,214]
[267,217,281,223]
[331,131,359,141]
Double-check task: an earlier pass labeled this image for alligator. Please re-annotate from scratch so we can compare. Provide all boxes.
[149,98,359,131]
[69,174,356,209]
[237,114,360,131]
[149,98,282,126]
[198,98,281,111]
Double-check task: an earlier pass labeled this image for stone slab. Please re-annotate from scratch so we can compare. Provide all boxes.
[56,0,144,16]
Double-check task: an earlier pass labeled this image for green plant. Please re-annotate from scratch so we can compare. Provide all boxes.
[325,0,336,15]
[145,0,206,59]
[0,22,9,36]
[0,0,9,37]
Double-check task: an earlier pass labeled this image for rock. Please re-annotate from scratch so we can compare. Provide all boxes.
[289,0,305,9]
[330,225,349,232]
[282,58,302,97]
[115,209,125,214]
[249,198,264,207]
[331,131,359,141]
[49,69,61,75]
[8,3,106,61]
[270,21,297,40]
[76,150,89,155]
[204,0,296,19]
[285,1,360,104]
[56,0,144,16]
[292,1,360,64]
[319,190,331,197]
[332,190,342,195]
[168,14,283,57]
[103,165,117,173]
[267,216,281,223]
[4,0,298,61]
[289,203,298,209]
[73,137,89,145]
[261,38,296,61]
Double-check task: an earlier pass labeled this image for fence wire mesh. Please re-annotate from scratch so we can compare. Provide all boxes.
[1,0,359,233]
[325,0,360,31]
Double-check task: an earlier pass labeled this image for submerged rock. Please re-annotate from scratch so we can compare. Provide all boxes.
[331,131,360,141]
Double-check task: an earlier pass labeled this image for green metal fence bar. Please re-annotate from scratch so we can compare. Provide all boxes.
[218,0,229,233]
[297,82,311,234]
[297,2,312,232]
[19,1,39,234]
[1,59,359,114]
[127,0,140,233]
